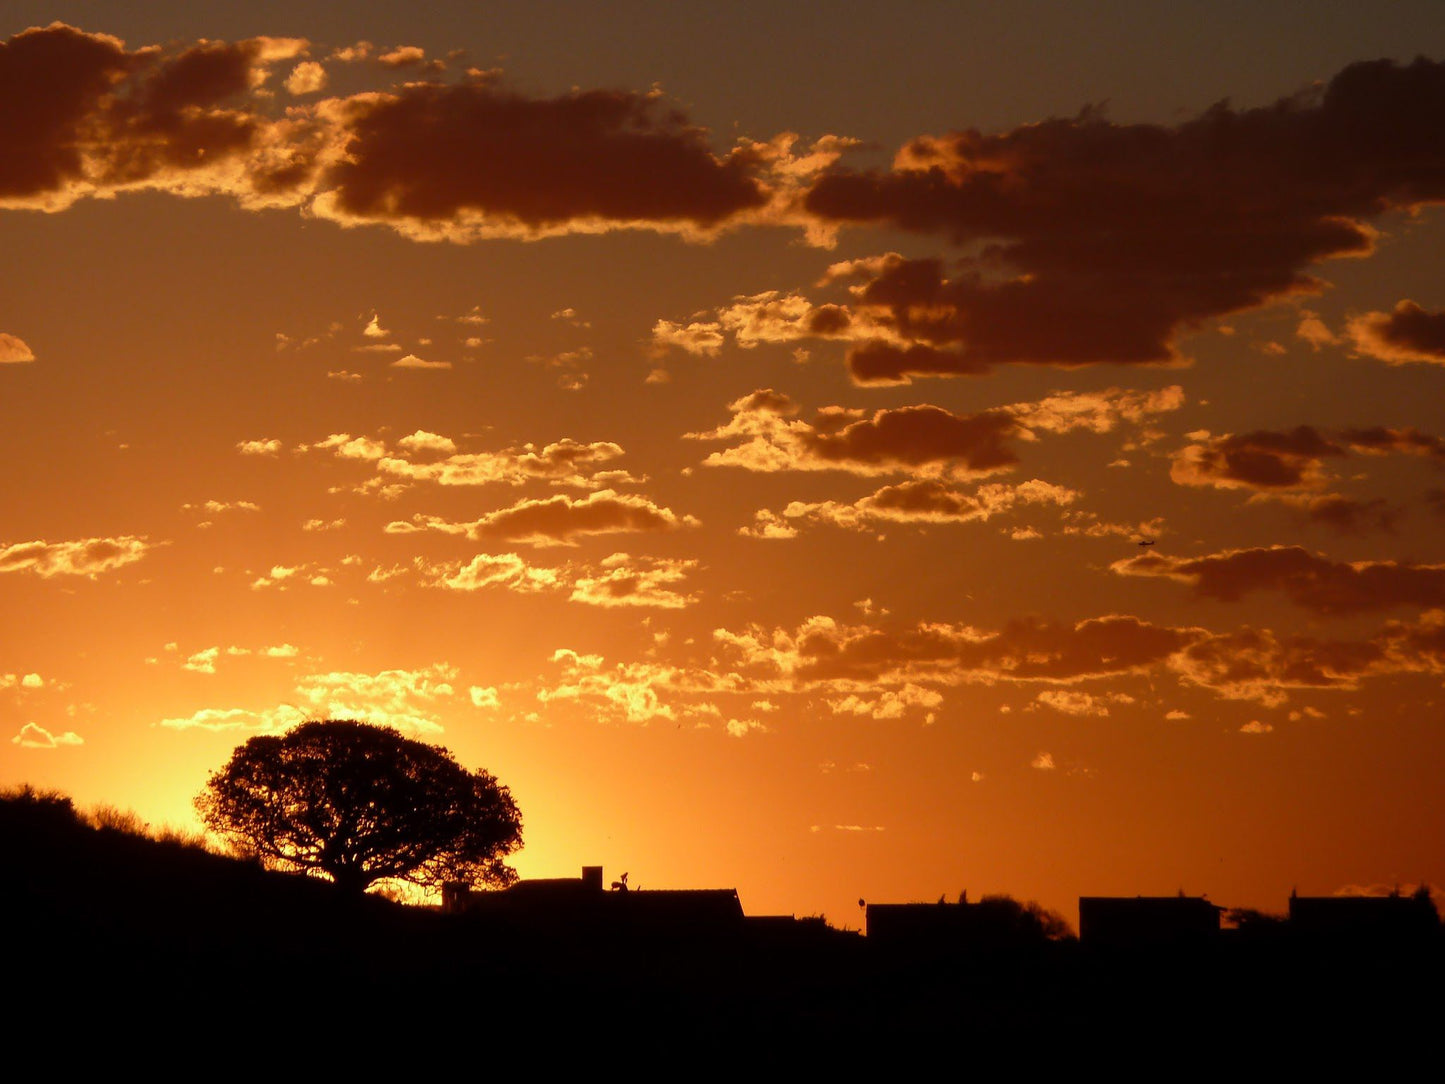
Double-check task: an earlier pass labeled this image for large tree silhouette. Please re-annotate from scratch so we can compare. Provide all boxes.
[196,719,522,895]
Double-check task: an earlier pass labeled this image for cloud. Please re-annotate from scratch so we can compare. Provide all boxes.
[1170,423,1444,527]
[237,438,282,456]
[292,666,455,734]
[284,60,326,96]
[0,25,315,213]
[568,553,700,609]
[1170,613,1445,703]
[470,685,500,709]
[692,385,1176,481]
[651,318,725,356]
[725,718,770,737]
[1347,300,1445,365]
[249,562,332,589]
[0,536,153,578]
[1296,310,1340,350]
[395,430,458,456]
[314,430,636,490]
[390,353,452,370]
[158,705,307,732]
[1034,689,1113,716]
[393,489,697,547]
[0,332,35,363]
[715,613,1200,688]
[1337,425,1445,462]
[689,389,1020,479]
[1031,752,1056,771]
[810,824,886,833]
[310,77,772,242]
[183,499,260,518]
[0,25,839,244]
[1112,546,1445,615]
[419,552,565,594]
[1295,495,1399,535]
[11,723,83,749]
[771,477,1079,534]
[529,347,591,391]
[802,58,1445,373]
[158,663,463,735]
[1006,385,1185,435]
[537,649,744,724]
[1171,427,1345,492]
[182,647,219,674]
[826,683,942,721]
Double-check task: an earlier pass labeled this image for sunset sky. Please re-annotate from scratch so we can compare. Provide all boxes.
[5,2,1445,927]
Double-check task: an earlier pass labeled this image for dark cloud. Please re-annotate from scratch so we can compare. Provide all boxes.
[1348,300,1445,365]
[804,58,1445,373]
[1,25,803,240]
[1172,627,1390,702]
[1113,545,1445,615]
[0,24,309,208]
[1170,424,1444,530]
[0,23,136,199]
[316,78,770,239]
[690,391,1020,478]
[806,405,1018,471]
[1337,426,1445,461]
[1300,495,1399,535]
[1171,426,1345,491]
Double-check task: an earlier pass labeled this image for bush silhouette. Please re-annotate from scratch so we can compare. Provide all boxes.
[196,719,522,895]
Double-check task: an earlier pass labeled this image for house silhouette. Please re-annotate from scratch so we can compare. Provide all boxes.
[1078,895,1223,946]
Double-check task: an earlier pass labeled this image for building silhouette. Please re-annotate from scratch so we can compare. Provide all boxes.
[1288,888,1440,939]
[1078,895,1223,946]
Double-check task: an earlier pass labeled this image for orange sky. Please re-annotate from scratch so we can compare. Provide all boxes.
[4,3,1445,927]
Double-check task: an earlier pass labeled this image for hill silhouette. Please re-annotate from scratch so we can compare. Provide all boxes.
[3,786,1440,1064]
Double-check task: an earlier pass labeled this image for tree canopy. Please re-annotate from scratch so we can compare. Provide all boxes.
[196,719,522,895]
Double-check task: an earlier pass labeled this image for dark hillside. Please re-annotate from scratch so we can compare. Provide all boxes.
[3,789,1440,1063]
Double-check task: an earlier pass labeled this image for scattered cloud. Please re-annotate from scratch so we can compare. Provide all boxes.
[312,430,638,491]
[418,552,565,594]
[12,723,83,748]
[689,389,1020,480]
[284,60,327,96]
[1347,300,1445,365]
[0,536,154,578]
[182,647,220,674]
[769,477,1078,535]
[715,613,1201,688]
[391,489,697,547]
[569,553,700,609]
[391,353,452,370]
[1113,546,1445,615]
[0,332,35,363]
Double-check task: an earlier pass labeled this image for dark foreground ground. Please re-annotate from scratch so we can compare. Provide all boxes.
[3,794,1439,1068]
